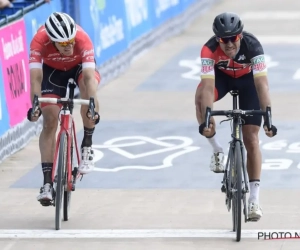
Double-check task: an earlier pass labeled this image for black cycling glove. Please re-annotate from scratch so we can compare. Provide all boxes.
[264,122,277,136]
[199,122,215,138]
[27,107,42,121]
[86,110,100,125]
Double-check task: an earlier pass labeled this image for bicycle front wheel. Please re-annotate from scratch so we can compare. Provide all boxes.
[55,132,67,230]
[63,136,74,221]
[231,140,242,242]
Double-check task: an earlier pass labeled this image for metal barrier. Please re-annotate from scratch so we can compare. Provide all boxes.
[0,0,46,27]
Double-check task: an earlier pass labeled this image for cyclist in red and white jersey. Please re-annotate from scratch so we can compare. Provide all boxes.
[27,12,100,205]
[195,12,278,221]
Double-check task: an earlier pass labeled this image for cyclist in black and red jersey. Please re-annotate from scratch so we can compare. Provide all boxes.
[195,12,278,221]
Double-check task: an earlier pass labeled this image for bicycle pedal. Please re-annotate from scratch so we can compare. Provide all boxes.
[213,170,225,173]
[221,185,226,193]
[72,167,78,176]
[248,218,260,222]
[39,199,53,207]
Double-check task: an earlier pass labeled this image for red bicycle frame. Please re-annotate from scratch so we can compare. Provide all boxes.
[52,108,81,191]
[31,93,93,193]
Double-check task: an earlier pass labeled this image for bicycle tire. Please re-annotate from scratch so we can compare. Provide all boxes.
[240,146,248,224]
[63,137,73,221]
[232,195,236,232]
[55,132,67,230]
[232,141,242,242]
[63,188,71,221]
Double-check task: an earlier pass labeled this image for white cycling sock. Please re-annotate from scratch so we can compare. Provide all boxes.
[249,180,260,203]
[207,133,223,153]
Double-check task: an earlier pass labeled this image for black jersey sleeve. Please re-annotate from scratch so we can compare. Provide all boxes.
[243,32,268,76]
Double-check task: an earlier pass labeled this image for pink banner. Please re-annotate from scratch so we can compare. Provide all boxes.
[0,19,31,127]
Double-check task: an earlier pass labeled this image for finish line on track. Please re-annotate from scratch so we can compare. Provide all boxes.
[0,229,299,239]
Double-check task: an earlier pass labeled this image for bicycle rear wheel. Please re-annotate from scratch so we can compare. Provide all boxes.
[63,136,74,221]
[55,132,67,230]
[231,141,242,242]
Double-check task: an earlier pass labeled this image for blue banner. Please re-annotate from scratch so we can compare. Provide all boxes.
[124,0,153,43]
[75,0,199,65]
[0,57,9,136]
[23,0,62,52]
[78,0,128,65]
[151,0,183,28]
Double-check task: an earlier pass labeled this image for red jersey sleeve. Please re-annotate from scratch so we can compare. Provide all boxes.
[200,45,215,79]
[29,32,44,69]
[78,29,96,69]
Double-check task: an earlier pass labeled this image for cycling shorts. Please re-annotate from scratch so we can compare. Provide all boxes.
[41,63,100,108]
[199,68,261,126]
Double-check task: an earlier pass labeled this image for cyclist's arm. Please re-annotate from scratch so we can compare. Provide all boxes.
[30,68,43,102]
[81,63,99,108]
[251,54,271,112]
[82,67,98,91]
[199,79,215,121]
[198,46,215,121]
[254,74,271,112]
[81,33,100,111]
[248,37,272,113]
[29,38,43,102]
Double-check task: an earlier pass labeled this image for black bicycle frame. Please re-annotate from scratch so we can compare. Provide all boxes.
[225,91,249,197]
[204,90,272,198]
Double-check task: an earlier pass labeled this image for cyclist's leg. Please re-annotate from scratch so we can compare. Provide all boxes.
[75,65,101,174]
[195,68,230,173]
[37,64,70,203]
[236,72,263,220]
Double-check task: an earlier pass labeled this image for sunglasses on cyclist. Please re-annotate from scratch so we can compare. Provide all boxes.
[217,35,241,44]
[57,38,75,47]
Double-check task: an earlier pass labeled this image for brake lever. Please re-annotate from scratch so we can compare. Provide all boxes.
[31,94,39,116]
[266,106,272,130]
[88,97,95,120]
[205,107,211,128]
[220,117,233,125]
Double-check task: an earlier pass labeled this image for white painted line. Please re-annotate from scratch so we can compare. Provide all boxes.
[0,229,299,239]
[241,11,300,20]
[256,36,300,44]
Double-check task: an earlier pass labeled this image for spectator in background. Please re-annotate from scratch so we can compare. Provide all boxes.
[0,0,13,9]
[1,0,51,9]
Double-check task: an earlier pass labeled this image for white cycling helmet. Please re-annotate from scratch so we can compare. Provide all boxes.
[45,12,77,42]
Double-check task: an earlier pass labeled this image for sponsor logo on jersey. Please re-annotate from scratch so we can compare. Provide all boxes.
[201,58,214,74]
[238,54,246,61]
[251,55,266,72]
[48,53,60,57]
[216,59,250,71]
[83,49,94,57]
[30,50,41,56]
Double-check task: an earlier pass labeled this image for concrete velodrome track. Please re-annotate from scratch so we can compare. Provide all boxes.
[1,0,300,249]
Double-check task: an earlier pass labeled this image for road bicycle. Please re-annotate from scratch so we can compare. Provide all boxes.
[204,90,272,242]
[31,78,96,230]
